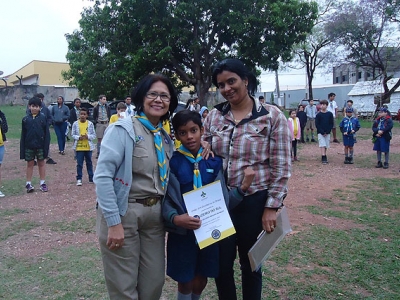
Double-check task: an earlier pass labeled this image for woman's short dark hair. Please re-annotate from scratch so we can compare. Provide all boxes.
[73,98,81,104]
[131,74,178,122]
[211,58,257,95]
[172,109,202,131]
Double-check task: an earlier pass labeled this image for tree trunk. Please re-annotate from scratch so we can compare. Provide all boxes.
[196,81,211,107]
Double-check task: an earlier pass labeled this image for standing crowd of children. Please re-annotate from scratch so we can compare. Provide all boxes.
[288,96,396,169]
[0,94,393,198]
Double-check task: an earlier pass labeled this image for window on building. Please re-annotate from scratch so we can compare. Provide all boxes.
[342,75,346,82]
[335,77,339,83]
[358,72,362,79]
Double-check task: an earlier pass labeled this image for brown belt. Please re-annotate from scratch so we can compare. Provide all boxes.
[98,121,108,124]
[132,196,161,207]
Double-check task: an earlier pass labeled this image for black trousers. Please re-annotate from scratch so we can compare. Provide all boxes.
[292,139,298,157]
[215,190,268,300]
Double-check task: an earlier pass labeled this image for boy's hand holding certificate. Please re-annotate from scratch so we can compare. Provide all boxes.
[183,181,235,249]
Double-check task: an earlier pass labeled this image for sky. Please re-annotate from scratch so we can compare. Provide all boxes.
[0,0,331,92]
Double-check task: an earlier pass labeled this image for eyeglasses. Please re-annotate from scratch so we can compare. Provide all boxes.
[146,92,171,102]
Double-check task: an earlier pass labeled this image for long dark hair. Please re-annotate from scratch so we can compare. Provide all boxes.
[131,74,178,122]
[212,58,257,95]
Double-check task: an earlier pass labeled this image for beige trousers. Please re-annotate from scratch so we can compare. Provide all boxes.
[97,202,165,300]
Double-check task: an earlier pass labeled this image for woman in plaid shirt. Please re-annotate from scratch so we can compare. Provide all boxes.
[203,58,291,300]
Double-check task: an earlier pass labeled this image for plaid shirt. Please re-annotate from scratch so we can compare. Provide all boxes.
[203,99,291,208]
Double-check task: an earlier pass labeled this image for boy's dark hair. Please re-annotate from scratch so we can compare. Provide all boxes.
[328,92,336,98]
[308,99,314,102]
[117,102,127,110]
[347,99,353,104]
[74,98,81,103]
[34,93,44,100]
[320,99,328,105]
[28,97,42,107]
[80,107,88,113]
[172,110,202,132]
[99,94,106,100]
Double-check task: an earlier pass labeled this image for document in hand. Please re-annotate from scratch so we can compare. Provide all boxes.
[183,181,235,249]
[248,206,292,272]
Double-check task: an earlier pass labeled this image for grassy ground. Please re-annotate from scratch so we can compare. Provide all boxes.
[0,105,399,299]
[1,176,398,299]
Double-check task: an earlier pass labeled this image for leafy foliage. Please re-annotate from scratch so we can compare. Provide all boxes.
[325,0,400,102]
[64,0,318,102]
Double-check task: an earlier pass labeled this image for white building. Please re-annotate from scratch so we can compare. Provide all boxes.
[347,78,400,116]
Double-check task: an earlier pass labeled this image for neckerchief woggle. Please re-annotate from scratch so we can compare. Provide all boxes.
[177,145,203,190]
[135,112,167,189]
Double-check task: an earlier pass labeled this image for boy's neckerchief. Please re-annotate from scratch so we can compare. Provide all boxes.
[135,112,167,189]
[345,116,353,133]
[177,145,203,189]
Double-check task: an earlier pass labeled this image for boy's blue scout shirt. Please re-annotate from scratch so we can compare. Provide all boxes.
[170,152,223,206]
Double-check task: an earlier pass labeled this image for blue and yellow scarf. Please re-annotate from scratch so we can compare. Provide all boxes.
[177,145,203,190]
[136,113,167,189]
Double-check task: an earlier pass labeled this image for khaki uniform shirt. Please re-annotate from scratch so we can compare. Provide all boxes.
[128,119,172,199]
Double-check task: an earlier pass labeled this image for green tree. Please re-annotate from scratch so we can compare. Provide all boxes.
[325,0,400,103]
[64,0,318,102]
[289,0,335,100]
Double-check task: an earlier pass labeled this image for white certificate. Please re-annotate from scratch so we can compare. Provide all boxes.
[183,180,235,249]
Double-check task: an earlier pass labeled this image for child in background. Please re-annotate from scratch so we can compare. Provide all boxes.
[72,108,96,185]
[305,99,317,142]
[20,97,50,193]
[315,100,334,165]
[339,107,360,164]
[296,105,307,143]
[162,110,255,300]
[372,107,393,169]
[0,110,8,197]
[288,110,301,161]
[109,102,127,124]
[199,106,209,123]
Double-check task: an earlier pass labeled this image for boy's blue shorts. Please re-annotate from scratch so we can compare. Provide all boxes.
[373,136,390,152]
[167,230,219,283]
[343,135,355,147]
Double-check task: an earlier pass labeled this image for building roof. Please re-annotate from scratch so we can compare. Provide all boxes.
[348,78,400,96]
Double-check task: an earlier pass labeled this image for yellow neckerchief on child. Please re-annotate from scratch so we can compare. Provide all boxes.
[177,145,203,190]
[76,120,90,151]
[0,127,3,146]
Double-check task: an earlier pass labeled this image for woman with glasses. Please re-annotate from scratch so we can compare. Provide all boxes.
[203,58,291,300]
[94,74,178,300]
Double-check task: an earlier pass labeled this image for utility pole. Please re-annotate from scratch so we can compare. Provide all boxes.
[275,70,282,107]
